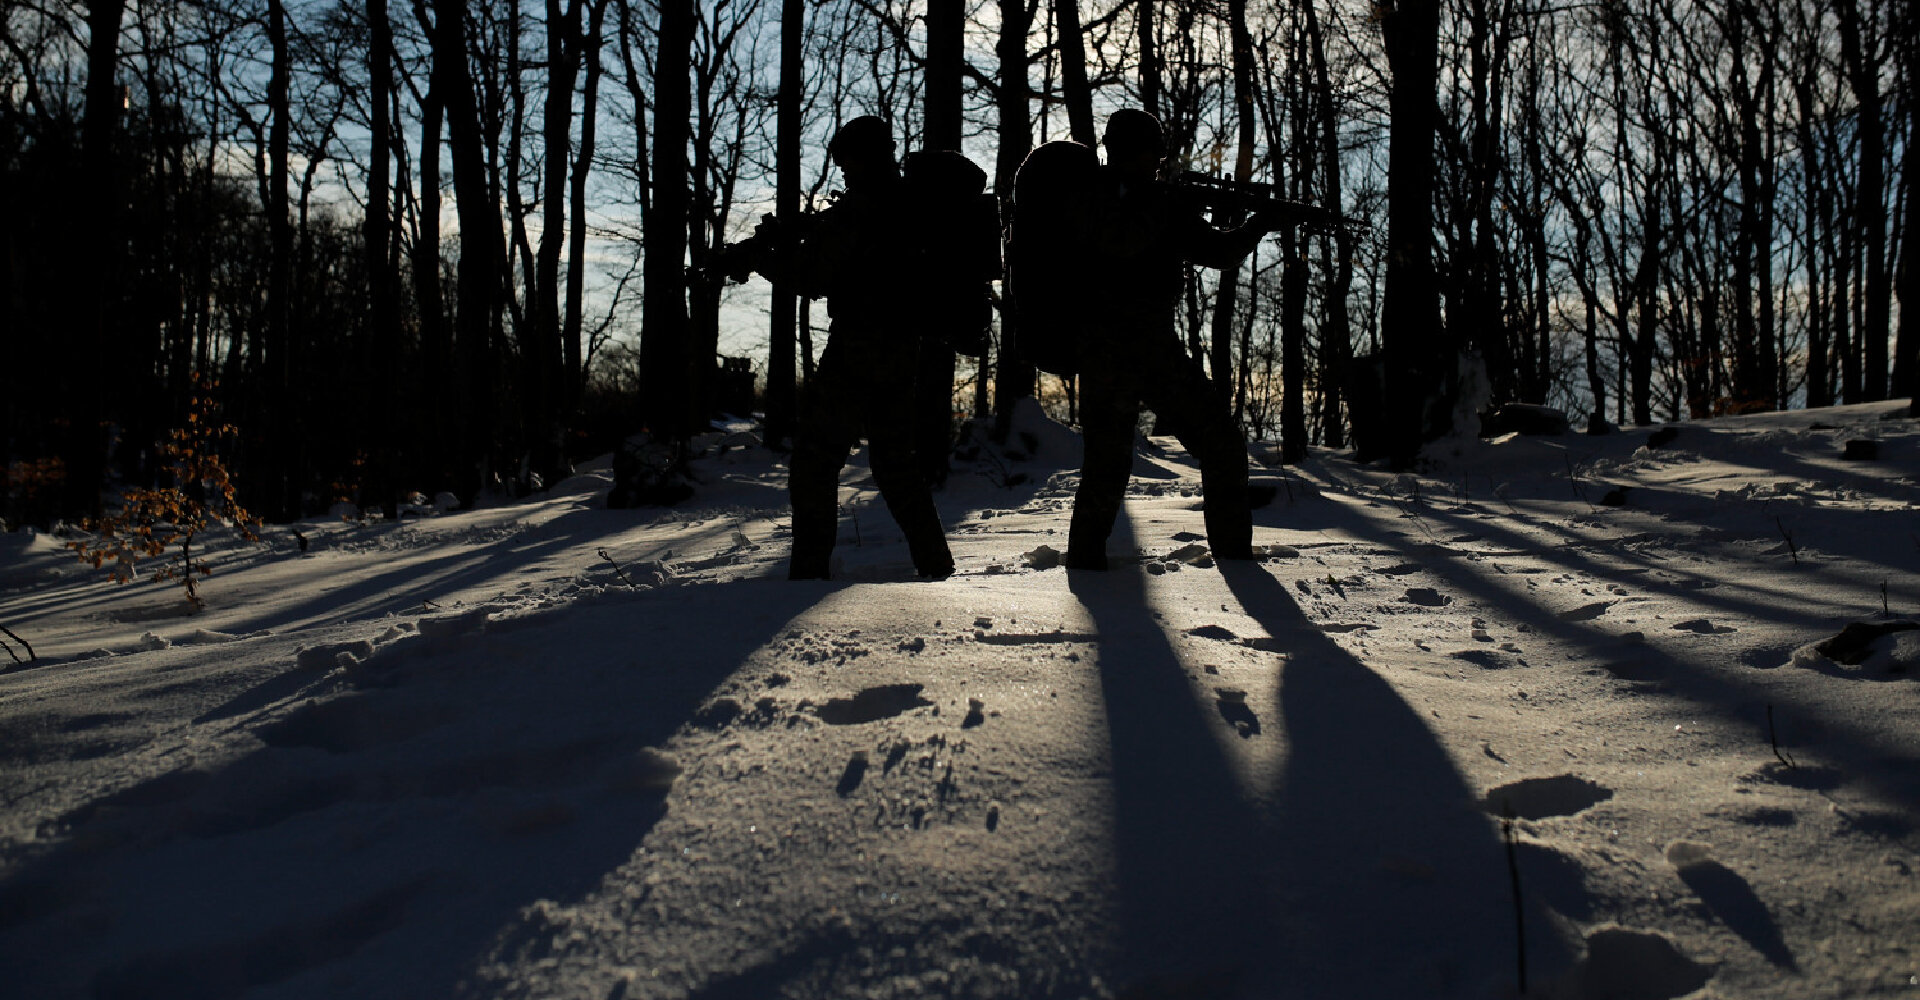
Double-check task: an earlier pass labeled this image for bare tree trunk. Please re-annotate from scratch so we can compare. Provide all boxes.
[1630,204,1660,426]
[432,0,508,495]
[926,0,962,148]
[267,0,295,515]
[1304,0,1351,449]
[530,0,585,481]
[1795,66,1831,408]
[366,0,400,516]
[1054,0,1094,145]
[70,0,129,515]
[767,0,803,447]
[641,0,694,440]
[921,0,965,468]
[1459,0,1511,405]
[1727,3,1772,409]
[1902,0,1919,412]
[1136,0,1159,118]
[1381,0,1443,467]
[1207,0,1258,405]
[565,0,609,418]
[992,0,1035,438]
[1836,0,1889,399]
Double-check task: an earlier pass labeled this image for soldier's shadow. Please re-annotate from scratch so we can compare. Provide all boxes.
[1065,517,1573,998]
[1065,514,1277,995]
[1218,561,1575,997]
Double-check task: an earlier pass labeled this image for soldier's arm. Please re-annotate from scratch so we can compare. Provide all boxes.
[1175,208,1267,270]
[755,208,843,299]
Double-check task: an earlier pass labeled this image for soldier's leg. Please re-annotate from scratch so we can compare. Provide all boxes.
[788,341,861,580]
[1140,340,1253,560]
[1067,351,1142,571]
[915,344,957,489]
[865,346,955,577]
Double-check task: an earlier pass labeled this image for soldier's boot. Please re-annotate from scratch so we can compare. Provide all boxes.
[1068,427,1133,572]
[906,529,955,579]
[788,506,835,580]
[1186,411,1255,561]
[1204,497,1254,561]
[1064,521,1111,572]
[869,440,954,579]
[788,446,843,580]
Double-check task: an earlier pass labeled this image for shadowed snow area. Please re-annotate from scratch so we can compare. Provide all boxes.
[3,400,1919,998]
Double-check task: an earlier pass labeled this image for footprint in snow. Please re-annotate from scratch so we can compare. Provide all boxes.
[1672,618,1736,634]
[1214,689,1260,737]
[1727,806,1796,827]
[1184,624,1239,642]
[835,751,868,796]
[1482,774,1612,820]
[1449,648,1522,670]
[1183,625,1290,654]
[1741,761,1843,791]
[1559,601,1614,622]
[1561,926,1712,1000]
[814,684,932,725]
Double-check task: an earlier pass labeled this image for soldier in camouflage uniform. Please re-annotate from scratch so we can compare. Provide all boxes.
[1067,109,1276,571]
[774,117,955,580]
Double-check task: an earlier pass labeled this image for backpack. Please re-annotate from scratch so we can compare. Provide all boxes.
[1005,141,1100,376]
[901,150,1001,355]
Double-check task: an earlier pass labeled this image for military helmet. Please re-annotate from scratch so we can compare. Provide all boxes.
[1101,108,1165,155]
[829,116,896,159]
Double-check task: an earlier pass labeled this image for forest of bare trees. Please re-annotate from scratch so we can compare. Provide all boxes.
[2,0,1914,524]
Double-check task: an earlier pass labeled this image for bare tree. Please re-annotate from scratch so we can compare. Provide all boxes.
[1380,0,1445,466]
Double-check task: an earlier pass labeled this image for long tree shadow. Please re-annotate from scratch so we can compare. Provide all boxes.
[1320,490,1920,809]
[0,577,838,1000]
[1066,512,1277,997]
[1218,562,1575,998]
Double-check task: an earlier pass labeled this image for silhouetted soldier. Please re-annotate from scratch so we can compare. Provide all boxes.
[899,149,1001,489]
[1066,109,1276,570]
[772,117,955,580]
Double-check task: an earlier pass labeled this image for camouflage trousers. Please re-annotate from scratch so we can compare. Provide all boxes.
[1068,323,1252,569]
[788,332,954,580]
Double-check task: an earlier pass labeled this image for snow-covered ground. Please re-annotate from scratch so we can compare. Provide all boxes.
[3,400,1917,1000]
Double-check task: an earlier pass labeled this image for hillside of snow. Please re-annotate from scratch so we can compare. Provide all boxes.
[2,400,1917,999]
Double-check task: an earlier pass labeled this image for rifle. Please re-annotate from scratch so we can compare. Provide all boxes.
[1173,171,1369,237]
[687,210,821,287]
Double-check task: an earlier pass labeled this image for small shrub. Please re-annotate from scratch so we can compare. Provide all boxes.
[68,374,260,607]
[2,456,67,529]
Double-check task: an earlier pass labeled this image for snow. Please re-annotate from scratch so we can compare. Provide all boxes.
[3,401,1919,999]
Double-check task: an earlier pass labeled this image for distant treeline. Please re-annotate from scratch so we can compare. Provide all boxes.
[1,0,1914,525]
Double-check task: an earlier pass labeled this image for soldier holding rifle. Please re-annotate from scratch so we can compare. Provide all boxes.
[1062,108,1286,571]
[716,116,957,580]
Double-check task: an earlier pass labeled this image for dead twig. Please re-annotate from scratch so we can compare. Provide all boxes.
[1503,800,1528,995]
[1562,454,1598,513]
[597,547,638,589]
[1491,477,1521,516]
[0,624,34,664]
[1378,483,1443,543]
[1774,517,1800,566]
[1767,704,1795,770]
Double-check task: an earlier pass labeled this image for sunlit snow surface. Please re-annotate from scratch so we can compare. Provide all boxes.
[3,401,1918,999]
